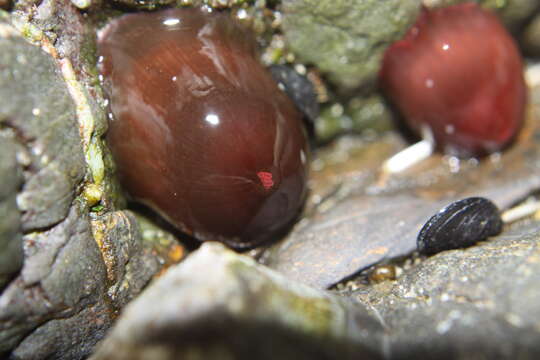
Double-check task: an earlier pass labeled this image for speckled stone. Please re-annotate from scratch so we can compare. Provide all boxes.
[355,220,540,359]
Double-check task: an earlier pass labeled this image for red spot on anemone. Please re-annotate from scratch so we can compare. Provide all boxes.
[257,171,274,190]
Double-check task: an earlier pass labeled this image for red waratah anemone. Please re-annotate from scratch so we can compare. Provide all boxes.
[379,2,527,157]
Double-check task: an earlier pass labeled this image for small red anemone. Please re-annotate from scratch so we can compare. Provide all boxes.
[379,2,526,157]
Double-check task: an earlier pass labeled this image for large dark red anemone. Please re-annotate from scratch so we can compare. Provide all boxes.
[379,2,527,157]
[97,8,309,249]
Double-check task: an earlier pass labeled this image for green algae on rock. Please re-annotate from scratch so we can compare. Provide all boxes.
[315,94,394,143]
[281,0,421,91]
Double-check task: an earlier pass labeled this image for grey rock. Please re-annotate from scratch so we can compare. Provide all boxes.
[92,243,384,360]
[282,0,421,91]
[11,302,112,360]
[266,193,453,289]
[0,206,111,357]
[1,207,180,359]
[0,14,85,232]
[0,134,23,289]
[28,0,112,191]
[354,220,540,359]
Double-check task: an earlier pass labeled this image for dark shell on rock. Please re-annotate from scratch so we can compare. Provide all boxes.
[417,197,503,255]
[269,64,320,125]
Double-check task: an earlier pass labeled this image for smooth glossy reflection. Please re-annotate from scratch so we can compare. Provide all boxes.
[98,8,309,249]
[163,18,180,26]
[205,113,220,126]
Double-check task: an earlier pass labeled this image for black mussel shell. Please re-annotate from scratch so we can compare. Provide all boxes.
[417,197,503,255]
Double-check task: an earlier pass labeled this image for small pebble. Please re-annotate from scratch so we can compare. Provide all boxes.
[369,264,397,283]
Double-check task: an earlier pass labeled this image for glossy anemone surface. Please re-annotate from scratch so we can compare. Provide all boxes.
[379,3,527,157]
[98,8,309,249]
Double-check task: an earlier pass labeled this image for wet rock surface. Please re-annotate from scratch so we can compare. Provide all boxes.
[0,15,85,233]
[354,219,540,359]
[264,106,540,288]
[4,207,111,359]
[92,243,384,360]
